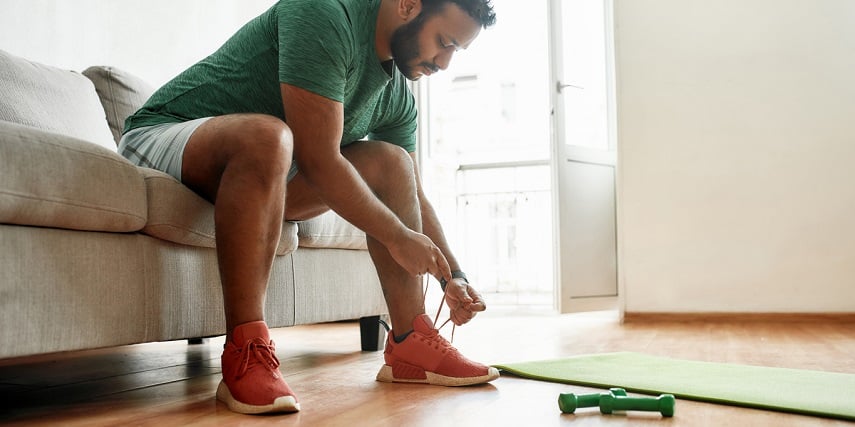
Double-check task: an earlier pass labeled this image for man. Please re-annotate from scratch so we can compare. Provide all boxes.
[120,0,497,415]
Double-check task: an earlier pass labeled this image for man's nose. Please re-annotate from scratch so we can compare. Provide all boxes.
[435,49,454,71]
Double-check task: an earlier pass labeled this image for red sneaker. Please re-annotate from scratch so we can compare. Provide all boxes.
[216,321,300,414]
[376,314,499,386]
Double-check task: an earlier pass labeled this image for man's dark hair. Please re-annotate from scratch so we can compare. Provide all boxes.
[422,0,497,29]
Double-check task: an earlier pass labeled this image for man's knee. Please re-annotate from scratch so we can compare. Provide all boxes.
[379,142,413,172]
[183,115,293,201]
[355,141,415,184]
[231,115,294,179]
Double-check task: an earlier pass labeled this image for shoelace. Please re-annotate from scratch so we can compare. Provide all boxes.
[417,324,454,353]
[423,276,456,343]
[236,337,280,379]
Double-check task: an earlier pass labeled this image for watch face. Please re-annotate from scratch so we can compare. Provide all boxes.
[451,271,468,283]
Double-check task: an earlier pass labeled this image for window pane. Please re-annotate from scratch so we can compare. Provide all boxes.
[425,0,551,165]
[457,166,554,308]
[561,0,610,150]
[422,0,553,311]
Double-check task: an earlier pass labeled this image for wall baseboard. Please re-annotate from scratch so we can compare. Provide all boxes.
[622,312,855,324]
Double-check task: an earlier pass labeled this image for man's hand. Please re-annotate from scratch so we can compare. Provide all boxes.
[387,229,452,283]
[444,278,486,326]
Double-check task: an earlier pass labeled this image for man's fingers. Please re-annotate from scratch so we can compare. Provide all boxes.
[451,307,476,326]
[467,292,484,309]
[450,309,469,326]
[432,249,451,284]
[469,300,486,312]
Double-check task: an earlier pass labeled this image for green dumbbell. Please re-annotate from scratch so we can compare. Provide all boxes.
[558,388,627,413]
[598,392,676,417]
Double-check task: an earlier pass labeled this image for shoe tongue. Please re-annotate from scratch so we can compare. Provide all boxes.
[232,320,270,345]
[413,314,436,333]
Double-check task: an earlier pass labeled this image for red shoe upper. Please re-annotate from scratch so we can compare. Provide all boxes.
[384,314,491,378]
[221,321,297,405]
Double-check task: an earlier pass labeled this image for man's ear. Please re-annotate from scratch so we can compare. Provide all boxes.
[397,0,423,21]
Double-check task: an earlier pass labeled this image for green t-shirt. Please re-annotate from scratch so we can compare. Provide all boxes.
[124,0,417,152]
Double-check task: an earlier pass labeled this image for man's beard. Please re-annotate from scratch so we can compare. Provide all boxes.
[390,15,430,80]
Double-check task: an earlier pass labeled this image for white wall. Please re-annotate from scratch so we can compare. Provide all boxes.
[615,0,855,312]
[0,0,275,87]
[4,0,853,313]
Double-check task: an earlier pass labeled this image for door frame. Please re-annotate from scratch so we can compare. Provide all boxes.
[548,0,621,314]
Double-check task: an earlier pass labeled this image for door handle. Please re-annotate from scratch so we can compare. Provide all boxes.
[557,81,584,93]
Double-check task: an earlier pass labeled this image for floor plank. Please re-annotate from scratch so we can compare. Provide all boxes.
[0,311,853,426]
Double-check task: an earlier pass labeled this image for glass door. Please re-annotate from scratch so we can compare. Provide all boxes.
[550,0,619,312]
[418,0,554,312]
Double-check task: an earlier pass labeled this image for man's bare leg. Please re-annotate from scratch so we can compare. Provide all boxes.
[181,114,292,339]
[181,113,300,413]
[284,140,499,387]
[285,141,426,333]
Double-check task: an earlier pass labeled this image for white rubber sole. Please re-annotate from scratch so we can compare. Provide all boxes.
[376,365,500,387]
[216,380,300,414]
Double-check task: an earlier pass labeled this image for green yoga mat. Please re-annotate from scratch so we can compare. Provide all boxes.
[494,352,855,421]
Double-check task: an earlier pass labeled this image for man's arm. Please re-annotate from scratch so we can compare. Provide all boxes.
[409,153,486,325]
[281,83,451,282]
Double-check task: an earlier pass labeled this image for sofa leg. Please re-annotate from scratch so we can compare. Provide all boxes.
[187,338,206,345]
[359,315,388,352]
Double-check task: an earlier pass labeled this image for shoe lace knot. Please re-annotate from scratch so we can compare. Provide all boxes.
[421,328,453,353]
[236,337,280,379]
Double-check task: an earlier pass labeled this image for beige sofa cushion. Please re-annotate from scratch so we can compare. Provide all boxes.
[82,66,155,145]
[140,168,297,255]
[0,49,116,151]
[297,210,367,250]
[0,121,147,232]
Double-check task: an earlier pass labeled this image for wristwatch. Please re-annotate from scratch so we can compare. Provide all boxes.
[451,270,468,284]
[440,270,468,291]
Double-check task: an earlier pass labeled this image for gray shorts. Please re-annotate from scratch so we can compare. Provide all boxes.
[118,117,300,182]
[118,117,211,181]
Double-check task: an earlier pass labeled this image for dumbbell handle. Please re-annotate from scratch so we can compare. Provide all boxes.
[558,388,626,413]
[599,393,676,417]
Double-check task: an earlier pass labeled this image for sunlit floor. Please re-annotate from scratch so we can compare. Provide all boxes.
[1,311,853,426]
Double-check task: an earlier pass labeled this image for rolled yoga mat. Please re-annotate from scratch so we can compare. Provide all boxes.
[493,352,855,421]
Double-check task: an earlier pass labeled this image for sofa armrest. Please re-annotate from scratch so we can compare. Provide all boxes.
[0,120,147,232]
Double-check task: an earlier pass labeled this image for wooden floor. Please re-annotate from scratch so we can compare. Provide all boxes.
[1,310,853,426]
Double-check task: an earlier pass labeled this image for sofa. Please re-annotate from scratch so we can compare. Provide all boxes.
[0,49,388,360]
